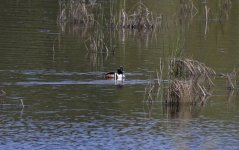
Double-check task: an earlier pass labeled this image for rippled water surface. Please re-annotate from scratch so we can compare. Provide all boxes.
[1,0,239,150]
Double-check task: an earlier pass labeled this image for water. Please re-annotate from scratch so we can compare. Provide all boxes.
[1,0,239,149]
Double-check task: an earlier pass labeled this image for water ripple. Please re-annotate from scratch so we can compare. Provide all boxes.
[2,79,150,86]
[0,70,150,86]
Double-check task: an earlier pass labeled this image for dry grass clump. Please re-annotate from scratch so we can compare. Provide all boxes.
[167,78,211,105]
[168,79,194,103]
[115,2,162,30]
[144,57,215,105]
[169,58,216,80]
[58,0,96,27]
[167,58,215,104]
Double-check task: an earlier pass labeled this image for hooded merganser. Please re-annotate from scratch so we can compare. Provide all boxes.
[105,66,125,80]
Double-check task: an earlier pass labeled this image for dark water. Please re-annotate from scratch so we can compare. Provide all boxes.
[1,0,239,149]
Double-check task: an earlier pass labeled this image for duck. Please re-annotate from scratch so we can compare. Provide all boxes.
[105,66,125,80]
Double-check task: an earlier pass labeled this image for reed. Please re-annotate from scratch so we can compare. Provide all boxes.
[57,0,98,33]
[168,79,194,104]
[84,24,115,68]
[167,57,215,104]
[144,81,155,102]
[169,57,215,81]
[114,2,162,30]
[84,34,106,68]
[167,78,211,104]
[220,0,232,20]
[58,0,96,25]
[224,68,238,90]
[144,57,215,105]
[204,5,210,35]
[179,0,198,19]
[170,31,185,57]
[0,89,6,97]
[21,99,25,108]
[144,58,165,102]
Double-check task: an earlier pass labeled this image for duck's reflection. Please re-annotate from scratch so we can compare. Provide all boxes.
[115,79,124,87]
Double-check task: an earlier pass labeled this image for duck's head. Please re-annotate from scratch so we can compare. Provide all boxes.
[117,66,124,74]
